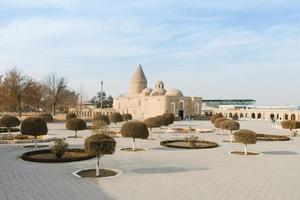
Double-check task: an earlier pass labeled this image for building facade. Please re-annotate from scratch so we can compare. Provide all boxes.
[113,65,202,120]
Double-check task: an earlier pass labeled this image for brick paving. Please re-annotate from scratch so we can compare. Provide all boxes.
[1,120,300,200]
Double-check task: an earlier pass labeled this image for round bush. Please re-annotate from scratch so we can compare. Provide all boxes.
[162,112,175,125]
[220,119,240,132]
[93,114,110,129]
[66,113,77,120]
[109,112,123,124]
[84,134,116,156]
[38,113,54,122]
[121,121,149,139]
[66,118,87,132]
[155,115,169,126]
[214,117,227,128]
[21,117,48,137]
[281,120,300,130]
[211,113,223,123]
[0,115,20,130]
[234,130,257,145]
[145,117,161,129]
[122,113,133,122]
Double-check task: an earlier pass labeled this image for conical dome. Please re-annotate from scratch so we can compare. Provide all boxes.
[131,64,147,83]
[130,65,147,95]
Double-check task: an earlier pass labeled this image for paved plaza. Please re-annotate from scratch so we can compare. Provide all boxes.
[1,120,300,200]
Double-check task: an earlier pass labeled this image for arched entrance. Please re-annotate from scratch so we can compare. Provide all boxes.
[291,114,296,120]
[240,113,244,118]
[251,113,256,119]
[257,113,262,119]
[285,114,289,120]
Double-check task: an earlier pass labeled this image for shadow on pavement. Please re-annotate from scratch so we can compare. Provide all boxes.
[131,167,209,174]
[261,151,298,155]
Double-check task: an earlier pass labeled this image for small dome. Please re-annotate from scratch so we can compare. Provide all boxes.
[141,88,153,96]
[150,88,167,96]
[155,80,165,90]
[165,88,184,97]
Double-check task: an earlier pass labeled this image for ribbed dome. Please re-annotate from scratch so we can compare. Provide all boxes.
[141,88,153,96]
[155,80,164,89]
[165,88,184,97]
[150,88,167,96]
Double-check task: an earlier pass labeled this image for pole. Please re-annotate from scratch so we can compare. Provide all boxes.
[100,81,103,112]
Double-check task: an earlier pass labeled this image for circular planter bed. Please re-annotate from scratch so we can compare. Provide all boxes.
[21,148,95,163]
[67,136,84,139]
[121,148,145,152]
[160,140,218,149]
[230,151,260,156]
[256,134,290,141]
[23,145,49,148]
[73,168,121,179]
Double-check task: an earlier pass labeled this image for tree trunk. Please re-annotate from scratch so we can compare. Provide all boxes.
[244,144,247,155]
[52,103,56,116]
[290,129,293,137]
[75,130,77,138]
[7,127,10,134]
[96,155,100,177]
[34,136,37,148]
[230,130,233,143]
[149,128,152,139]
[132,138,135,151]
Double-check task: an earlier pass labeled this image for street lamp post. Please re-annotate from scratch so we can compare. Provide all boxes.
[100,81,103,112]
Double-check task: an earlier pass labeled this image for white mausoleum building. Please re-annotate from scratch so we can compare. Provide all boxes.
[113,65,202,120]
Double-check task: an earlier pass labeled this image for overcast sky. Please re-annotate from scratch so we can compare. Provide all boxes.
[0,0,299,106]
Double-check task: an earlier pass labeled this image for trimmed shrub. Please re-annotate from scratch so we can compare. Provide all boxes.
[211,113,223,123]
[121,121,149,151]
[220,119,240,142]
[51,138,69,158]
[38,113,54,123]
[109,112,123,125]
[21,117,48,148]
[0,115,20,133]
[145,117,162,138]
[66,118,87,138]
[234,130,257,155]
[281,120,300,137]
[66,113,77,120]
[92,114,110,131]
[162,112,175,125]
[155,115,169,127]
[122,113,133,122]
[214,117,227,129]
[84,134,116,177]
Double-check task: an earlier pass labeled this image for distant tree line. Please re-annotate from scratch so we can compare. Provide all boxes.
[0,68,78,117]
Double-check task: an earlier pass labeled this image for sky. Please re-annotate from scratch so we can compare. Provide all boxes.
[0,0,299,106]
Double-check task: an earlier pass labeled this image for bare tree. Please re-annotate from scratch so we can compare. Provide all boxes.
[44,74,67,116]
[1,68,33,118]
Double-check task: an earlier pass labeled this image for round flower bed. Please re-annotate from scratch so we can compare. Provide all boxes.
[256,134,290,141]
[230,151,260,156]
[160,140,218,149]
[121,147,145,152]
[74,169,120,178]
[21,148,95,163]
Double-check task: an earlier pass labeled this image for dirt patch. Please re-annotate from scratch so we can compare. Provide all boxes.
[160,140,218,149]
[77,169,118,178]
[21,149,95,163]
